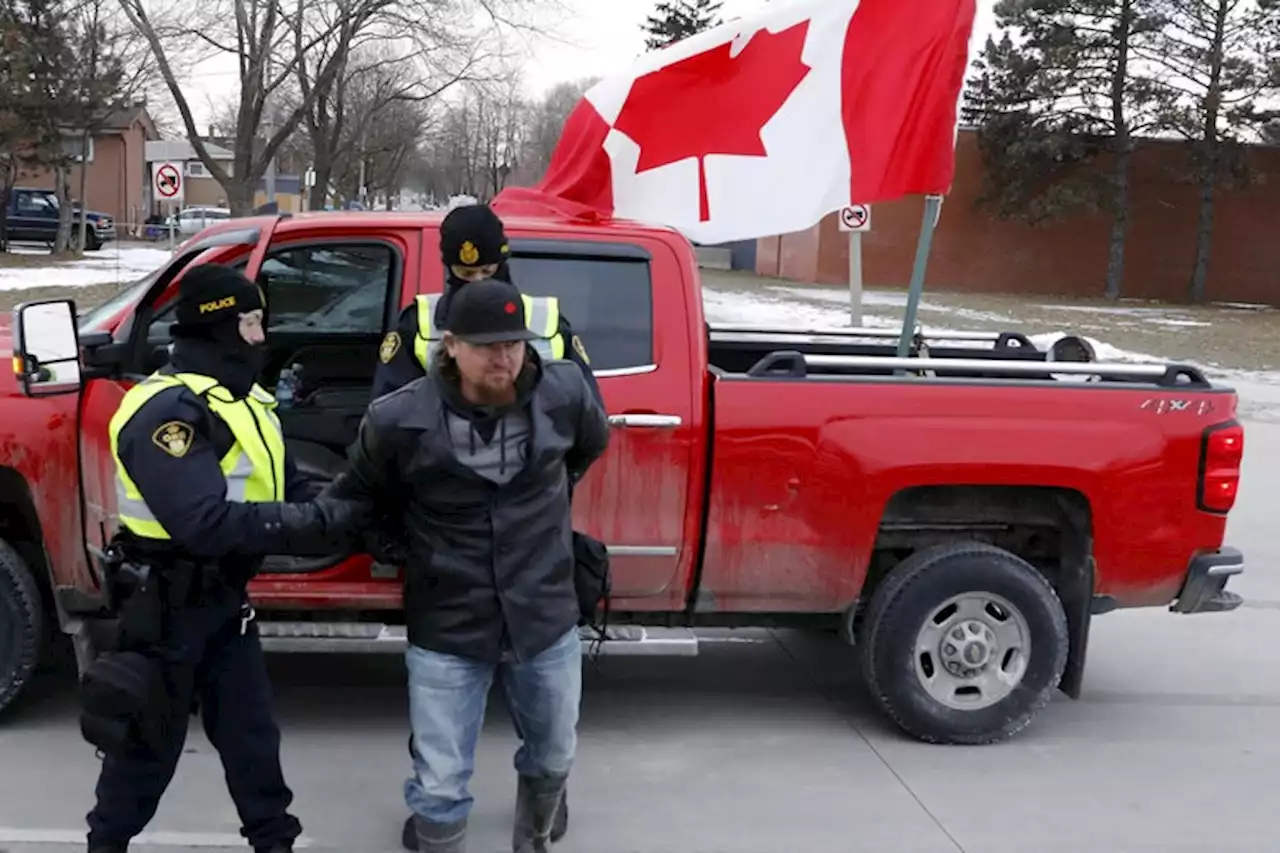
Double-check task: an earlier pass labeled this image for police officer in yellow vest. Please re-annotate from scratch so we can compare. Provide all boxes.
[370,202,600,405]
[83,264,368,853]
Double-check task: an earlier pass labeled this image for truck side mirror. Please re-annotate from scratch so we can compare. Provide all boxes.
[12,299,83,397]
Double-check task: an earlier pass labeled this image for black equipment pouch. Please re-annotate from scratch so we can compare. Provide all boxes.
[78,650,167,757]
[572,530,611,630]
[114,561,164,651]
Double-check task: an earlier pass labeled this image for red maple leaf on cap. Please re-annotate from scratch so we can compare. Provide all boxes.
[504,301,517,314]
[613,22,812,222]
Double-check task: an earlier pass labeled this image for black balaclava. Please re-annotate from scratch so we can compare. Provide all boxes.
[434,203,512,328]
[167,263,267,400]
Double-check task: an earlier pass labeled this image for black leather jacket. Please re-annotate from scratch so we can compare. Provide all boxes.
[330,352,610,662]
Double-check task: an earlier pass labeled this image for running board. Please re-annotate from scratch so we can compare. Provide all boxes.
[256,621,699,657]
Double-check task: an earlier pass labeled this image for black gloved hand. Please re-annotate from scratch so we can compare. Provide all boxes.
[277,496,372,557]
[367,527,409,566]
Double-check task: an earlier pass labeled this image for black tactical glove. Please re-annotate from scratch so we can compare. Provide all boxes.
[277,495,371,557]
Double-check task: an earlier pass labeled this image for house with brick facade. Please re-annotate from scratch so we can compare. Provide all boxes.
[18,104,160,237]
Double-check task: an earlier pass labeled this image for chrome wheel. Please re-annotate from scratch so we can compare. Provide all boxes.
[914,592,1030,711]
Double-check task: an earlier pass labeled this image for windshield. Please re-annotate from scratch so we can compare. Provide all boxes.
[77,269,162,333]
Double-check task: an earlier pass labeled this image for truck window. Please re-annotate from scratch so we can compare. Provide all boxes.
[503,254,653,373]
[258,244,396,334]
[15,191,56,215]
[146,242,397,339]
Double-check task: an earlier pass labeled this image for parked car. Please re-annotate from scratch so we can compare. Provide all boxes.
[165,205,233,236]
[3,187,116,250]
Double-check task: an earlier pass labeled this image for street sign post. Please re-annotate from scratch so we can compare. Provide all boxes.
[837,204,870,327]
[153,161,183,251]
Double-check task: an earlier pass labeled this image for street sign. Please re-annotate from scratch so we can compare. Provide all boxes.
[838,204,870,232]
[154,161,183,203]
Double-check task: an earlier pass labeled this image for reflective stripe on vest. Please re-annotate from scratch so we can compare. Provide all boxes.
[108,372,288,540]
[412,292,566,370]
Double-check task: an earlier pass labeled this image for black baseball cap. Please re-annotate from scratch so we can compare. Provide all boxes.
[444,278,539,344]
[440,203,509,268]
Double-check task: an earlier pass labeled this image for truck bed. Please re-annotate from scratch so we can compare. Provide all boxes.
[695,342,1235,614]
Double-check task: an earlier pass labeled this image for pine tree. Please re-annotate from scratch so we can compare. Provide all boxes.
[963,0,1165,301]
[642,0,723,51]
[0,4,31,251]
[9,0,80,253]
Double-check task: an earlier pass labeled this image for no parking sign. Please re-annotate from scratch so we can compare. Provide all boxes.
[838,204,870,232]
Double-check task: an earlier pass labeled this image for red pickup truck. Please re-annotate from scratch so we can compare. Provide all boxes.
[0,211,1246,745]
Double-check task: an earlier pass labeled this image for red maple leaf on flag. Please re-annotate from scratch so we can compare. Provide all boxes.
[612,22,812,223]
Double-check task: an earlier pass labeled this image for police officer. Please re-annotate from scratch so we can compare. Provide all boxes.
[83,263,367,853]
[370,201,600,404]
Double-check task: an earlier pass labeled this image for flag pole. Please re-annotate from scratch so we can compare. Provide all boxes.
[895,194,944,358]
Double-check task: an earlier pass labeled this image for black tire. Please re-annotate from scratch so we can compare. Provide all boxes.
[859,541,1069,745]
[0,538,45,717]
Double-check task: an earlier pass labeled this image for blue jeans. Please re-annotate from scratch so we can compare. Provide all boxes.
[403,626,583,825]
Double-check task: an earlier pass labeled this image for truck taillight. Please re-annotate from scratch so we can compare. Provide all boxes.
[1198,421,1244,513]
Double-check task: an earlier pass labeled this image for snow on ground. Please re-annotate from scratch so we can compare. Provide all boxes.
[0,244,170,291]
[703,281,1157,363]
[701,277,1280,423]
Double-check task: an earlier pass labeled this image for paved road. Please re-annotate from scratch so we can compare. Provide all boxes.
[1,422,1277,853]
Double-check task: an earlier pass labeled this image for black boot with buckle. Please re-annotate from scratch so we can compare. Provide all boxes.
[402,792,566,851]
[512,773,568,853]
[414,815,467,853]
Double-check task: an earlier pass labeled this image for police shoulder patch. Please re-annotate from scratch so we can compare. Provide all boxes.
[152,421,194,458]
[571,334,590,365]
[380,331,401,363]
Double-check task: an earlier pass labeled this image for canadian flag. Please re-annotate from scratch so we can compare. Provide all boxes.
[492,0,977,244]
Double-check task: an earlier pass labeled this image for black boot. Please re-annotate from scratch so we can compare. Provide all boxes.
[88,845,128,853]
[413,815,467,853]
[403,797,567,850]
[255,846,293,853]
[512,774,568,853]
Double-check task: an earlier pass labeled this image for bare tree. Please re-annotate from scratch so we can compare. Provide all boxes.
[69,0,154,251]
[515,76,596,183]
[118,0,556,215]
[1141,0,1278,301]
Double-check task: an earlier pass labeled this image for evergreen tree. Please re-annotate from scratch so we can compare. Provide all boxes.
[8,0,79,253]
[642,0,723,51]
[0,4,31,250]
[963,0,1164,301]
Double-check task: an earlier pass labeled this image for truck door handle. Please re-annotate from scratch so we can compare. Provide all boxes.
[608,413,682,428]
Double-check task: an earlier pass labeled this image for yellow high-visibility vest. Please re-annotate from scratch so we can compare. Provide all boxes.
[412,292,564,369]
[108,372,287,540]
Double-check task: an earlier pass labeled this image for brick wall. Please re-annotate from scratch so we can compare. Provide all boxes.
[759,129,1280,305]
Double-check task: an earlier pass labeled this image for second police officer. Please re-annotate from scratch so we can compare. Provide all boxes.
[80,264,369,853]
[370,201,600,406]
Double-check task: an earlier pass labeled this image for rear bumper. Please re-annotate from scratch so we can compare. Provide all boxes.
[1170,546,1244,614]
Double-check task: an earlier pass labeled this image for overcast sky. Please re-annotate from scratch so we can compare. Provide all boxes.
[178,0,997,135]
